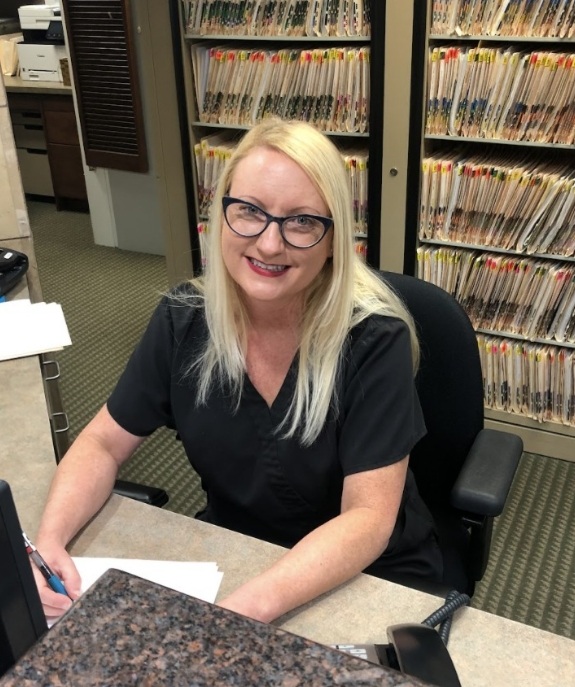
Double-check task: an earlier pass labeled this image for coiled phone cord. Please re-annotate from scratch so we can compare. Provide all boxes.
[421,591,471,645]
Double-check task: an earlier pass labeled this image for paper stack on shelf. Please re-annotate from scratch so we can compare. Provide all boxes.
[431,0,575,38]
[478,334,575,425]
[419,151,575,256]
[426,46,575,144]
[191,45,370,133]
[417,246,575,341]
[183,0,371,37]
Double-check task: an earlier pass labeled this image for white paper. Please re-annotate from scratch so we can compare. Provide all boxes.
[47,557,223,629]
[73,557,223,602]
[0,299,72,361]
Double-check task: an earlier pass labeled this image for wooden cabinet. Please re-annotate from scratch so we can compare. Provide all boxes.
[9,94,53,198]
[43,98,85,203]
[7,92,87,210]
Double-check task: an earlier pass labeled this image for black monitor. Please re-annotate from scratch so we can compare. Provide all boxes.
[0,480,47,676]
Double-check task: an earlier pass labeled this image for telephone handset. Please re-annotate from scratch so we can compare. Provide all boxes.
[334,591,468,687]
[387,623,462,686]
[335,626,461,687]
[0,248,29,297]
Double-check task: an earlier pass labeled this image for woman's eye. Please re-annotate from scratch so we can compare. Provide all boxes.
[238,204,263,217]
[294,215,312,226]
[286,216,316,231]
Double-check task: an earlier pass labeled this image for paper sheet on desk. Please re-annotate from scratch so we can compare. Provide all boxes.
[73,557,223,602]
[47,558,223,629]
[0,299,72,361]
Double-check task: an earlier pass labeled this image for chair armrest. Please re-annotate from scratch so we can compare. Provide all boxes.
[450,429,522,517]
[113,479,169,508]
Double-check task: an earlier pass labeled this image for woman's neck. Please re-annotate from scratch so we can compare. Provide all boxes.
[244,297,303,334]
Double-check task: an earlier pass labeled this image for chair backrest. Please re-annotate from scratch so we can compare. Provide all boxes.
[381,272,485,511]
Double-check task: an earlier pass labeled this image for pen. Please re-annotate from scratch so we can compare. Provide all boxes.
[22,531,72,599]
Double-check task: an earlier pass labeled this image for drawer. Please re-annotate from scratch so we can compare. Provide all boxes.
[12,123,47,150]
[17,148,54,197]
[10,109,43,127]
[43,109,80,146]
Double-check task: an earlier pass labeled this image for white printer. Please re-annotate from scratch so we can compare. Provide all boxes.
[17,2,66,82]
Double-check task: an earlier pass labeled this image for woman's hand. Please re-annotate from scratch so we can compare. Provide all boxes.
[31,405,145,619]
[31,541,82,619]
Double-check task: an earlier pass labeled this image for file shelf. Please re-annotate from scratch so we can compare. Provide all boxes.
[176,0,385,267]
[410,0,575,460]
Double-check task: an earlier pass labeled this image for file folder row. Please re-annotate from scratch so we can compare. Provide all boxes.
[479,335,575,426]
[426,46,575,144]
[418,246,575,343]
[420,151,575,257]
[183,0,371,37]
[193,131,369,234]
[431,0,575,37]
[191,45,370,133]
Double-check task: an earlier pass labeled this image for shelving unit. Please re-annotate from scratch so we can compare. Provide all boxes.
[174,1,388,270]
[412,1,575,461]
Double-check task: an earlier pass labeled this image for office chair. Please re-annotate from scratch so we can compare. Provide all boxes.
[381,271,523,597]
[113,480,169,508]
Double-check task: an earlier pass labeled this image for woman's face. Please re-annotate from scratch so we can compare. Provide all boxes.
[221,147,333,315]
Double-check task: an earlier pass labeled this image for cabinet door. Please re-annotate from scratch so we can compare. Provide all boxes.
[47,142,87,202]
[43,96,87,205]
[43,109,80,146]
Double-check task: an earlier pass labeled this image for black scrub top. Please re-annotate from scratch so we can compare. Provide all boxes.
[107,288,442,582]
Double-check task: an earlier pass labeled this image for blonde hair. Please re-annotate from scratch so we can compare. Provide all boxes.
[188,119,418,445]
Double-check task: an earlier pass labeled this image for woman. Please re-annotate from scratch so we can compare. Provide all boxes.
[34,119,442,622]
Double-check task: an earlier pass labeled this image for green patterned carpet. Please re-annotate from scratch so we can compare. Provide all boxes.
[28,201,574,640]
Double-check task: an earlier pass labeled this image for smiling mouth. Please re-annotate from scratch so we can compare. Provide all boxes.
[248,257,289,273]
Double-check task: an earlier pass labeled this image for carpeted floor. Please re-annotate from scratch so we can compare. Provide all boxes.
[28,200,574,640]
[29,200,206,516]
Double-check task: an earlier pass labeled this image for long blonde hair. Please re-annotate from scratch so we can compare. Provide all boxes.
[188,119,418,445]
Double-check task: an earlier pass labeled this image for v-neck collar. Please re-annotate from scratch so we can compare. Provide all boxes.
[243,354,299,413]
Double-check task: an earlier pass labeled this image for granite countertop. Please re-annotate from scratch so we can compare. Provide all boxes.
[0,569,430,687]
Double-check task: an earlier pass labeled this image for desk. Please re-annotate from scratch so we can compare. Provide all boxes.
[1,345,574,687]
[1,569,430,687]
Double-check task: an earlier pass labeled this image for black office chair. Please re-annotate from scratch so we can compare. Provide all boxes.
[113,480,169,508]
[381,271,523,597]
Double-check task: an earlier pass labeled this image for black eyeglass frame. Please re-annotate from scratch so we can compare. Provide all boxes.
[222,196,333,249]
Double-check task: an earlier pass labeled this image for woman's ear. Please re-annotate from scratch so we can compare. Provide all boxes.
[327,234,334,257]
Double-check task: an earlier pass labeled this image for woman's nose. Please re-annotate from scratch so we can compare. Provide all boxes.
[255,220,285,254]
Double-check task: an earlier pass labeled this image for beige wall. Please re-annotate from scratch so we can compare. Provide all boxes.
[0,75,30,242]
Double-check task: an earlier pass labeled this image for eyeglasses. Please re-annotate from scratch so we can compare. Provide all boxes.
[222,196,333,249]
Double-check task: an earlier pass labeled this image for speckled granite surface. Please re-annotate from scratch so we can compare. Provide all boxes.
[0,569,429,686]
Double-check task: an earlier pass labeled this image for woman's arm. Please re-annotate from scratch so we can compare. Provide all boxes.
[34,404,145,616]
[217,457,408,622]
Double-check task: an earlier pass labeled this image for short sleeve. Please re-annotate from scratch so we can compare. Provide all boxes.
[338,316,426,476]
[106,296,176,436]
